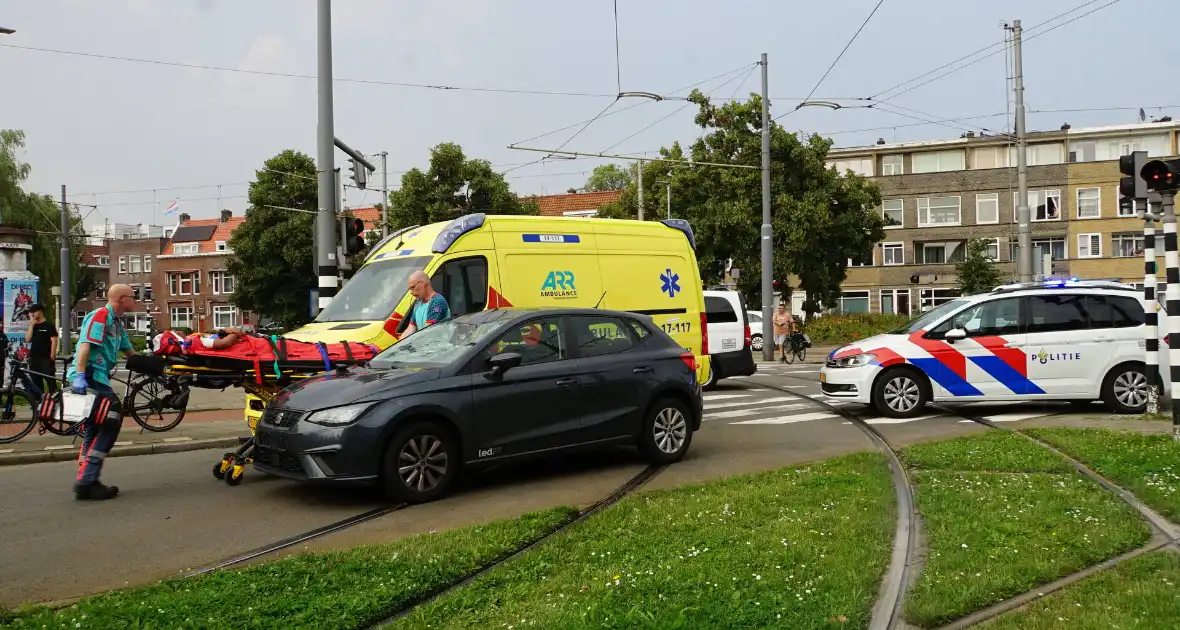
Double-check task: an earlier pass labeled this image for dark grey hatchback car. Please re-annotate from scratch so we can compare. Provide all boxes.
[252,308,703,503]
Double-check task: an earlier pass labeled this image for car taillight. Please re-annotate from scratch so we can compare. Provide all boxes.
[1166,335,1171,345]
[700,312,709,355]
[680,352,697,371]
[744,324,752,348]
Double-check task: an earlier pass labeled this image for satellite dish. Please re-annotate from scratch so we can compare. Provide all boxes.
[1140,108,1146,122]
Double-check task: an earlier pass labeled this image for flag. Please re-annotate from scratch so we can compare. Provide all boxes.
[164,200,179,216]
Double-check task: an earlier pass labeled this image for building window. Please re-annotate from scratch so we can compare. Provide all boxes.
[144,255,152,272]
[880,289,911,316]
[1013,190,1061,222]
[881,155,904,176]
[1122,196,1152,218]
[213,305,238,328]
[174,243,199,254]
[215,241,228,252]
[882,200,904,228]
[144,283,153,300]
[1113,232,1145,258]
[920,241,965,264]
[169,271,200,296]
[911,150,966,173]
[129,255,142,274]
[882,242,904,265]
[96,282,107,299]
[118,256,127,273]
[917,196,962,227]
[170,306,193,329]
[1069,140,1097,163]
[1009,238,1067,269]
[978,238,1000,261]
[827,158,873,177]
[1009,143,1065,166]
[1077,233,1102,258]
[972,146,1009,169]
[838,290,870,314]
[96,255,110,266]
[164,228,175,238]
[130,284,141,301]
[920,288,960,311]
[848,249,873,267]
[976,193,999,224]
[211,271,235,295]
[1076,187,1101,219]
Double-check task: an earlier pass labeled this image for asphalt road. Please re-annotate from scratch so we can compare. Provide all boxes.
[0,363,1078,607]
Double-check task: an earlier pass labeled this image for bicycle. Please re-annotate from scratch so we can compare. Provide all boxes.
[0,357,80,444]
[779,331,808,364]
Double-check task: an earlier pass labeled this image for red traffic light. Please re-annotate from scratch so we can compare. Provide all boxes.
[1141,159,1180,192]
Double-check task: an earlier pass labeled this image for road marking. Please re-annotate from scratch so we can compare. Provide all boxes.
[44,445,75,451]
[0,448,13,454]
[708,403,816,419]
[863,414,946,425]
[115,441,132,446]
[732,412,837,425]
[959,413,1049,424]
[703,393,754,401]
[162,437,192,443]
[779,384,810,389]
[705,396,796,410]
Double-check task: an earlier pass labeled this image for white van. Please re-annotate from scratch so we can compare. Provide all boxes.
[703,290,757,389]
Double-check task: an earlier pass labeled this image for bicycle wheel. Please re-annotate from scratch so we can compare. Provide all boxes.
[784,343,796,364]
[0,388,37,444]
[795,346,807,363]
[128,378,187,432]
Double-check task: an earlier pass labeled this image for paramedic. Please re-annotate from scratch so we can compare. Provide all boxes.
[401,270,450,338]
[25,304,59,395]
[68,283,138,501]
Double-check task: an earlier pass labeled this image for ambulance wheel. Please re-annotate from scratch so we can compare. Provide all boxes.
[213,454,234,480]
[701,363,717,391]
[381,420,459,504]
[1103,362,1148,415]
[225,464,245,486]
[872,367,929,418]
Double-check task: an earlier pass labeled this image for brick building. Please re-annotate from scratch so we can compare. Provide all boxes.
[71,243,111,328]
[155,210,256,332]
[108,236,167,332]
[817,119,1180,315]
[531,190,621,217]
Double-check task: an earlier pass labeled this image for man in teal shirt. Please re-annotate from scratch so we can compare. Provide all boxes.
[401,270,450,338]
[69,283,138,500]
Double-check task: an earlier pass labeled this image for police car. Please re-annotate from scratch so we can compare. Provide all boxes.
[820,278,1150,417]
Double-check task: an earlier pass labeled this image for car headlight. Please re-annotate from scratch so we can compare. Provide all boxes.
[829,353,876,368]
[305,403,373,427]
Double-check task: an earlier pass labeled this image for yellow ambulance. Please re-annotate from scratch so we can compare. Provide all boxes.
[245,213,711,422]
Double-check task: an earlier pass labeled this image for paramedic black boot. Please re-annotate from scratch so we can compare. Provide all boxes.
[74,482,120,501]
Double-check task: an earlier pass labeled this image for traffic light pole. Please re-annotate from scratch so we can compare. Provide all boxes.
[759,52,774,362]
[1163,190,1180,438]
[1011,20,1032,282]
[1142,200,1160,414]
[315,0,338,314]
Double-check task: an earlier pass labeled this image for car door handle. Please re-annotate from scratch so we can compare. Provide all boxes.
[556,378,579,387]
[633,367,653,374]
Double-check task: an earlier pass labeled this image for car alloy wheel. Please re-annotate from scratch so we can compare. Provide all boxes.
[398,435,448,493]
[653,407,688,455]
[1112,370,1148,410]
[883,375,921,414]
[751,335,763,351]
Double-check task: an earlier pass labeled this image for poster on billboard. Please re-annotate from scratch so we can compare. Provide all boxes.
[3,279,37,334]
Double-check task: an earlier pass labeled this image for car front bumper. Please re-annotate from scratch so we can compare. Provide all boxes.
[819,364,876,405]
[252,416,380,485]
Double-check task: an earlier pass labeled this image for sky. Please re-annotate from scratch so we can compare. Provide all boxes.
[2,0,1177,229]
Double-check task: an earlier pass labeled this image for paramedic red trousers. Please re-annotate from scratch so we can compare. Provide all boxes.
[76,375,122,486]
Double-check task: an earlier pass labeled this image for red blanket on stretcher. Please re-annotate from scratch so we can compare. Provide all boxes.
[153,331,380,370]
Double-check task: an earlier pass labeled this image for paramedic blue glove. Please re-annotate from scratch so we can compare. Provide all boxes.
[71,373,88,394]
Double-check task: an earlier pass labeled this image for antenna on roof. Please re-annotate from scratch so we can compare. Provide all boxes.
[594,291,607,309]
[1140,108,1147,123]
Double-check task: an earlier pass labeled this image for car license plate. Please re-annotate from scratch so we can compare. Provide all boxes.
[722,338,737,350]
[820,372,827,383]
[258,432,286,451]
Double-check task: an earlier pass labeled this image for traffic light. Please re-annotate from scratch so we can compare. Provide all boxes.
[344,217,366,254]
[348,157,367,190]
[1119,151,1148,200]
[1142,159,1180,193]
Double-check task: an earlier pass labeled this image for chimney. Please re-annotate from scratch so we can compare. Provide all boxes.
[178,213,190,224]
[220,209,232,222]
[966,131,975,138]
[876,138,886,145]
[1060,123,1071,131]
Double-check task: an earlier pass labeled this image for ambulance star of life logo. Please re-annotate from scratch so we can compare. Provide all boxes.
[660,268,681,298]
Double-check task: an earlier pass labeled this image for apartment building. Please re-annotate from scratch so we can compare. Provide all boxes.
[71,243,111,328]
[155,210,257,332]
[822,119,1180,315]
[108,236,166,332]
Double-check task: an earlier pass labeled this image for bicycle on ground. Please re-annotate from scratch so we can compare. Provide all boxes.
[779,331,808,364]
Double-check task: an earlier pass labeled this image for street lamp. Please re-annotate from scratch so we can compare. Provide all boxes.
[655,180,671,219]
[0,27,15,35]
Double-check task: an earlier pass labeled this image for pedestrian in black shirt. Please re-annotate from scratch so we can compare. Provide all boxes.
[25,304,59,395]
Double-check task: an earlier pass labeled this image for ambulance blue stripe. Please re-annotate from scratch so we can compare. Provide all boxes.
[522,234,580,243]
[968,356,1046,395]
[909,358,983,397]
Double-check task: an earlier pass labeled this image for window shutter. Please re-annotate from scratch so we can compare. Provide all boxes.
[1078,234,1090,258]
[997,237,1009,261]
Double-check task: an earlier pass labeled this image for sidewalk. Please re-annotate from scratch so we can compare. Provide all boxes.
[753,344,837,365]
[0,409,247,466]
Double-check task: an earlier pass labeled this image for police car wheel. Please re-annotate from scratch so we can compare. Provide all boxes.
[1103,363,1148,415]
[640,397,693,465]
[872,368,928,418]
[382,420,459,504]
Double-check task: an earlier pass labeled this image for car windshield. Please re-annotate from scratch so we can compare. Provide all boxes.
[315,257,428,323]
[890,299,970,334]
[370,317,504,368]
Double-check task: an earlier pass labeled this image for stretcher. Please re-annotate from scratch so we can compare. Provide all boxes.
[126,335,379,486]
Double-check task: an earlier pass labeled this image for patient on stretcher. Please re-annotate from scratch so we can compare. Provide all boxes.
[146,327,380,373]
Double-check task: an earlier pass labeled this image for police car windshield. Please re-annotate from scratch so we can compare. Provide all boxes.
[370,317,502,368]
[892,299,970,334]
[315,257,428,323]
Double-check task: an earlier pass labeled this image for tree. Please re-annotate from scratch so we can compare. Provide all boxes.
[227,150,319,330]
[0,130,94,321]
[386,143,537,231]
[583,164,633,192]
[955,238,1005,295]
[598,91,884,317]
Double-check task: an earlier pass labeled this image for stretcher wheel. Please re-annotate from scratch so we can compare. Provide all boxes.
[225,464,245,486]
[213,453,234,480]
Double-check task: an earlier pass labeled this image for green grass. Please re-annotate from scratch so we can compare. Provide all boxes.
[1027,427,1180,522]
[901,431,1153,628]
[978,551,1180,629]
[3,507,577,630]
[392,452,897,629]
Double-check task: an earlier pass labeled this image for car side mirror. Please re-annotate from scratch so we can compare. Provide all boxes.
[945,328,967,343]
[486,352,523,379]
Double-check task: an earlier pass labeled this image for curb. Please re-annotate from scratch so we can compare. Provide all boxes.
[0,436,243,467]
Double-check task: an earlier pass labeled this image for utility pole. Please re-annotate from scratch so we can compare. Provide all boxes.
[380,151,389,238]
[314,0,338,314]
[1161,190,1180,438]
[1011,20,1032,282]
[637,159,644,221]
[59,185,72,355]
[759,52,773,361]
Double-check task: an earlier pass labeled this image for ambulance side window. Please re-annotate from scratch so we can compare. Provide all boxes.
[430,256,488,318]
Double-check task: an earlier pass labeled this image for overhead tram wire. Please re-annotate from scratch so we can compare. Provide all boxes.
[872,101,1015,140]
